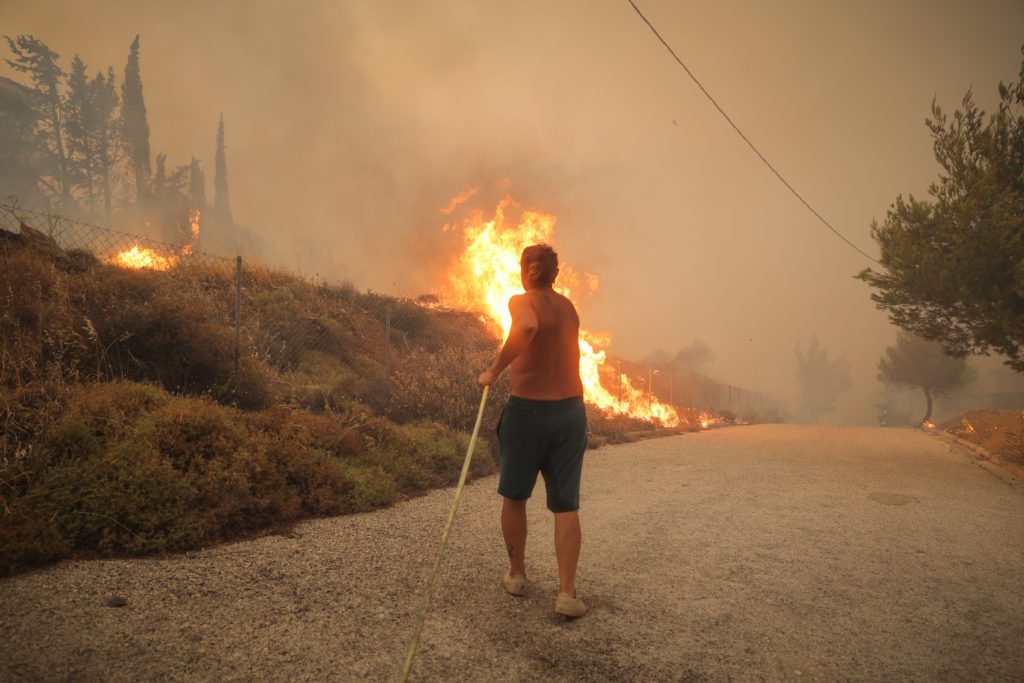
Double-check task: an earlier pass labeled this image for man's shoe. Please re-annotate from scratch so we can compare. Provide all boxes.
[501,572,527,596]
[554,592,588,617]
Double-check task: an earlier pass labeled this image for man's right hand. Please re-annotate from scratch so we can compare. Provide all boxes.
[478,367,500,386]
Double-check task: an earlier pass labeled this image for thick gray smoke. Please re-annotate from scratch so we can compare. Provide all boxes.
[3,0,1023,423]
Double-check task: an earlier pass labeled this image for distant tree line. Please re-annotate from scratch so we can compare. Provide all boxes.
[1,34,239,252]
[794,336,851,422]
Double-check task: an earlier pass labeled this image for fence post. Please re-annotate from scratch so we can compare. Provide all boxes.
[234,256,241,372]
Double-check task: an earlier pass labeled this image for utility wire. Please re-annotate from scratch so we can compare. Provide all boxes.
[626,0,881,266]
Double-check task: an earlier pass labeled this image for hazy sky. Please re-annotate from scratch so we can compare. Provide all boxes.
[3,0,1023,422]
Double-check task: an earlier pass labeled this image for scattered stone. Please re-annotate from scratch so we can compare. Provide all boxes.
[105,595,128,608]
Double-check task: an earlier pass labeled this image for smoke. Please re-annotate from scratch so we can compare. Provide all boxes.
[3,0,1023,423]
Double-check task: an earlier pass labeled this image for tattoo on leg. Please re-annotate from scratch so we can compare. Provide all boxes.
[507,544,514,558]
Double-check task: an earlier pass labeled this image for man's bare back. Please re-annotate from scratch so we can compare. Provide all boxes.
[508,289,584,401]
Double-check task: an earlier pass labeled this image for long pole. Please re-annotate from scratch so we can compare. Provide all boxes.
[400,385,489,682]
[234,256,241,373]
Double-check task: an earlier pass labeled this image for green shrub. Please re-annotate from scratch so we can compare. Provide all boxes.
[44,441,202,555]
[135,399,245,471]
[338,462,398,511]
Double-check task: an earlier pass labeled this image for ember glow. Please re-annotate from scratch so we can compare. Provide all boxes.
[440,195,680,427]
[110,209,200,270]
[699,412,723,429]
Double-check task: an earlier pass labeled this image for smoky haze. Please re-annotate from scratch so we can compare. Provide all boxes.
[3,0,1023,424]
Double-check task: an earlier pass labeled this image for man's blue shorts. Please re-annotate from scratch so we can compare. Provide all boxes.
[496,395,587,513]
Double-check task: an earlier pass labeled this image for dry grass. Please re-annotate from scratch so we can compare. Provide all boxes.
[942,409,1024,465]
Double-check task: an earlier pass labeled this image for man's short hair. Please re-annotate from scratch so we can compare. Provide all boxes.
[521,244,558,287]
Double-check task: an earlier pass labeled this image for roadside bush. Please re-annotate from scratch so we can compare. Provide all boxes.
[44,441,202,554]
[0,380,498,575]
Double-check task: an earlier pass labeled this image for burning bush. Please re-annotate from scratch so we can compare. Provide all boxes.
[0,244,277,408]
[942,409,1024,465]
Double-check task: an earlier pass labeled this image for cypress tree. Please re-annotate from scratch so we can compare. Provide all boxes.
[213,113,234,226]
[121,35,151,201]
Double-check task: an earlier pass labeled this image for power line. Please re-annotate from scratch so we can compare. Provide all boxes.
[625,0,881,266]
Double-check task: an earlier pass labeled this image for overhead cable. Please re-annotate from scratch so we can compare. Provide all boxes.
[626,0,881,265]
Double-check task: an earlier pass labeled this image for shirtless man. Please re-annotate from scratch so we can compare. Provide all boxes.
[477,244,589,618]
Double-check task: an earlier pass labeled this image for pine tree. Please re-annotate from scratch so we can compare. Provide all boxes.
[4,34,73,209]
[64,54,95,210]
[877,332,976,424]
[213,113,234,227]
[0,74,47,203]
[858,48,1024,372]
[90,67,121,216]
[121,35,151,202]
[188,156,206,211]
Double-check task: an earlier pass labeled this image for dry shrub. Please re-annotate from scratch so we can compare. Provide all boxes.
[1,245,279,407]
[585,405,656,444]
[135,399,247,471]
[215,356,278,410]
[389,345,507,431]
[286,351,387,414]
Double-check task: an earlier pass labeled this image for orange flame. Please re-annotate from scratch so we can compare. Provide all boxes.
[699,412,723,429]
[110,209,201,269]
[440,187,479,215]
[440,195,680,427]
[110,246,178,271]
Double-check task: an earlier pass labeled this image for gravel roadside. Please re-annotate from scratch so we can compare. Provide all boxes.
[3,425,1023,681]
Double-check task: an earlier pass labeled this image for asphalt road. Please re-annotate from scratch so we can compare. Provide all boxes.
[3,425,1023,682]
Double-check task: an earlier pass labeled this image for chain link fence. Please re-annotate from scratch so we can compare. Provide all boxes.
[1,203,785,438]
